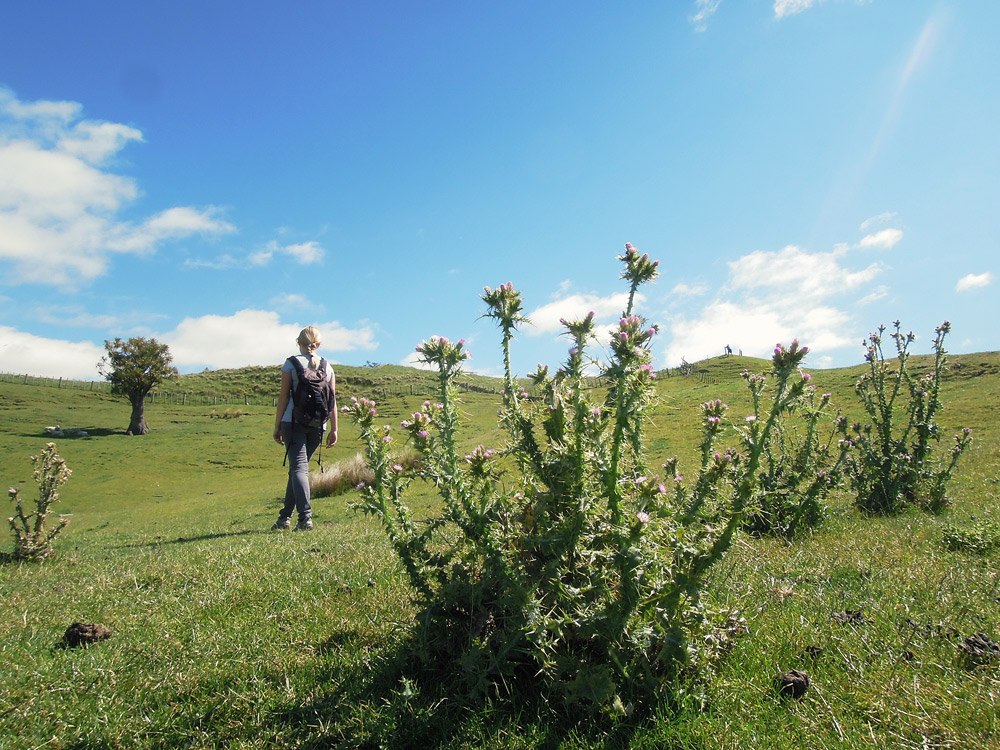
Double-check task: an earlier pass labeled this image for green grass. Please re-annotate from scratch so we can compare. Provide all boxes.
[1,353,998,748]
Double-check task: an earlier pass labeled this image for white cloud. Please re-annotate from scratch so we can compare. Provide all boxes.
[399,350,436,371]
[282,241,324,265]
[34,308,123,329]
[30,305,167,331]
[0,87,79,125]
[691,0,722,32]
[188,238,325,270]
[728,244,882,301]
[859,212,898,231]
[773,0,872,20]
[774,0,820,19]
[184,254,241,270]
[57,121,144,165]
[660,244,883,367]
[956,272,993,293]
[0,310,379,379]
[0,88,233,286]
[0,325,104,380]
[525,292,637,335]
[159,309,378,371]
[857,228,903,250]
[670,282,710,298]
[270,293,312,309]
[857,284,889,306]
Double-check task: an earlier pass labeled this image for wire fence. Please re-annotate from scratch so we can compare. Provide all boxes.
[0,372,113,392]
[0,372,536,408]
[1,370,712,407]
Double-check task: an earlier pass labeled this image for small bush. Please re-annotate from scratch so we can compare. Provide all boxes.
[844,321,972,515]
[7,443,72,561]
[942,518,1000,555]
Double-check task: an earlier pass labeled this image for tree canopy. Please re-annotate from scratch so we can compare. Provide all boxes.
[99,337,178,435]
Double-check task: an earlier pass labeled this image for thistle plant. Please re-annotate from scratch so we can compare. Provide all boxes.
[736,343,850,537]
[844,321,972,514]
[7,443,72,561]
[346,246,764,709]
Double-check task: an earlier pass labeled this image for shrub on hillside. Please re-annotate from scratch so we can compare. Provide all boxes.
[344,246,799,711]
[843,321,972,515]
[7,443,72,562]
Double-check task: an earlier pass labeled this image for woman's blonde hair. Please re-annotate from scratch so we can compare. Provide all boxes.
[297,326,322,367]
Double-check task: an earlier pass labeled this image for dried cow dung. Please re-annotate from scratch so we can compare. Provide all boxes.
[960,632,999,668]
[799,645,825,661]
[60,622,113,649]
[832,610,865,625]
[775,669,810,699]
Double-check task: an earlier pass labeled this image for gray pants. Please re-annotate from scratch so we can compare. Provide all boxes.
[280,422,323,522]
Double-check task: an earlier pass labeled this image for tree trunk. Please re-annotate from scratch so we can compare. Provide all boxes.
[129,395,149,435]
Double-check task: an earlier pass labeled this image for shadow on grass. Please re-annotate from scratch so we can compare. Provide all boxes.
[271,631,647,750]
[18,427,121,439]
[122,529,265,548]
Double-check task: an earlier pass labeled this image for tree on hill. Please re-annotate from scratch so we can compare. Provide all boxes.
[99,337,178,435]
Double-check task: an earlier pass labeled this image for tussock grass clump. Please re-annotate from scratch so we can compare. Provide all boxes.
[209,408,245,419]
[310,450,421,499]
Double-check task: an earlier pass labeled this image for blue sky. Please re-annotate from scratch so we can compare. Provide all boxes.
[1,0,997,381]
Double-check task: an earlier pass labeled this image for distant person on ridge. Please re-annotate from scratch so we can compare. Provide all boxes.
[272,326,337,531]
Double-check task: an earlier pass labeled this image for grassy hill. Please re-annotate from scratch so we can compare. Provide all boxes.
[1,352,998,748]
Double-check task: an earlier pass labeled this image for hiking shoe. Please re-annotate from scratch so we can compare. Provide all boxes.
[293,519,313,532]
[271,517,291,531]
